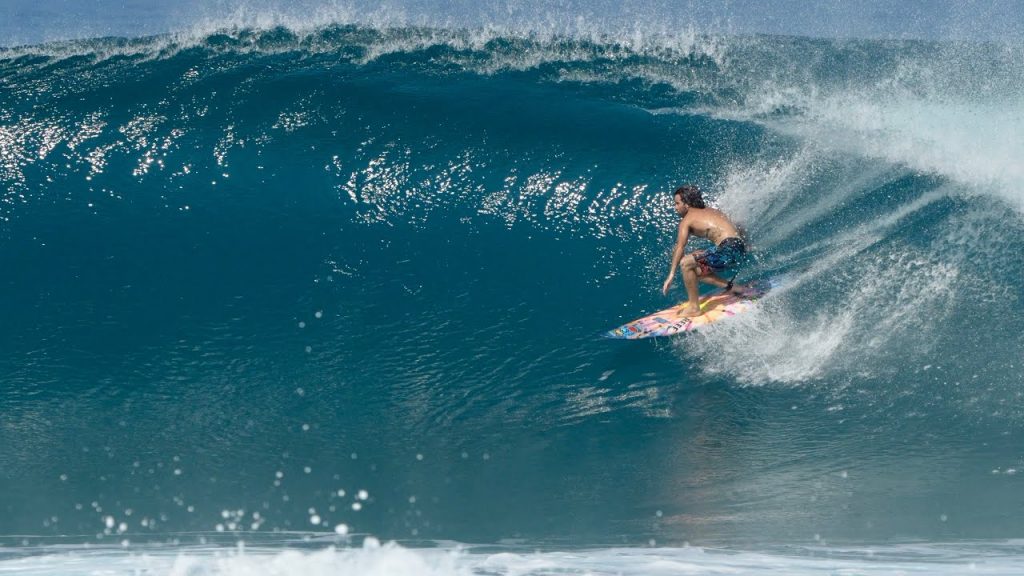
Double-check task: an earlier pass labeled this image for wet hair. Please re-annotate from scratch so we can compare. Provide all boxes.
[673,185,706,209]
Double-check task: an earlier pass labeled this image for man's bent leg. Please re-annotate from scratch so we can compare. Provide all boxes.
[700,273,729,288]
[680,255,703,317]
[701,272,746,294]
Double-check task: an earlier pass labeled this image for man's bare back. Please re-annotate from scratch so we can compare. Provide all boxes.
[662,186,748,317]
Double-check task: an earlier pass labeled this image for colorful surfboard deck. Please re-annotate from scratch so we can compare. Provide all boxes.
[604,278,777,340]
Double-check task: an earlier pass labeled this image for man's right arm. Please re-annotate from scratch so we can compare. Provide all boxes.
[662,221,689,295]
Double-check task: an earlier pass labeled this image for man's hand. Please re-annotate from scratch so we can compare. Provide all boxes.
[662,275,674,296]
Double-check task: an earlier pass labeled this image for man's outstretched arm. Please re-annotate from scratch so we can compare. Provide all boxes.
[662,221,689,295]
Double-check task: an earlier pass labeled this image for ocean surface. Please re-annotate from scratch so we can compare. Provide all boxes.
[2,5,1024,574]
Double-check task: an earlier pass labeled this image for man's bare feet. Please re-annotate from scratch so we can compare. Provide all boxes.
[679,303,703,318]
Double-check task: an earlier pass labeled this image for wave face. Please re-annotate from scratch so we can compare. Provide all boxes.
[1,21,1024,571]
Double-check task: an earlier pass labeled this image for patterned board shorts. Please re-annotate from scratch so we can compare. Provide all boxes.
[695,237,746,276]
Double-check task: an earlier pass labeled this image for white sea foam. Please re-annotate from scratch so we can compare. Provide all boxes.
[685,38,1023,383]
[690,181,961,385]
[760,95,1024,212]
[0,0,729,69]
[713,148,902,251]
[2,540,1023,575]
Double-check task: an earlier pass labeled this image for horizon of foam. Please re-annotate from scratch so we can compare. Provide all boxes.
[3,538,1024,575]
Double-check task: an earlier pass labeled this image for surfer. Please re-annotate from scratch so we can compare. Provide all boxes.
[662,185,747,318]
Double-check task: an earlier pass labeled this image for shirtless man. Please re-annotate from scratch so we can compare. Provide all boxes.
[661,185,747,317]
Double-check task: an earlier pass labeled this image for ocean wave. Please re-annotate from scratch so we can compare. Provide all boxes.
[3,19,1024,544]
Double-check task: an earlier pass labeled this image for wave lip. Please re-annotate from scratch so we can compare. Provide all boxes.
[6,0,1024,50]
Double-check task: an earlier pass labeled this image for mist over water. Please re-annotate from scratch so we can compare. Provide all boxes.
[2,1,1024,574]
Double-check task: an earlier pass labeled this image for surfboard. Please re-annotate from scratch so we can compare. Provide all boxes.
[604,278,777,340]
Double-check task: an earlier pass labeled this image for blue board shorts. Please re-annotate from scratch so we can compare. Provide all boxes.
[695,237,746,276]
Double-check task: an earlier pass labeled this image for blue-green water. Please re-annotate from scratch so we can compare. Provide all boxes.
[2,12,1024,575]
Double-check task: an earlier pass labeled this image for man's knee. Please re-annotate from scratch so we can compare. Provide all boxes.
[681,254,699,271]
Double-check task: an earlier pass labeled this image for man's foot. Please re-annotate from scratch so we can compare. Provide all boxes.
[728,283,748,296]
[679,303,703,318]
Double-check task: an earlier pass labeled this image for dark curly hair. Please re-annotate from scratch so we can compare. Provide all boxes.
[673,185,706,209]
